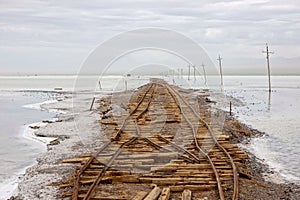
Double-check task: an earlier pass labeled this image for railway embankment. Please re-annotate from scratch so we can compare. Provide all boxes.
[10,81,299,200]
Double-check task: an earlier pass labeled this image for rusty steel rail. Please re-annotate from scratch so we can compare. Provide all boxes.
[81,83,158,200]
[156,135,201,163]
[164,84,225,200]
[166,84,238,200]
[71,81,239,200]
[137,83,203,164]
[71,141,111,200]
[72,83,156,200]
[141,136,199,164]
[83,137,138,200]
[114,83,156,140]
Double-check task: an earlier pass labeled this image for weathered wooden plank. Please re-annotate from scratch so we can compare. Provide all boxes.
[182,189,191,200]
[62,157,89,163]
[158,187,170,200]
[169,185,215,192]
[79,153,93,157]
[77,194,127,200]
[144,186,162,200]
[140,177,182,184]
[112,175,140,183]
[101,121,117,125]
[130,191,148,200]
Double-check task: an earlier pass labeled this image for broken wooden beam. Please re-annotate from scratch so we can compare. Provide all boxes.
[144,186,162,200]
[182,189,192,200]
[158,187,170,200]
[130,191,148,200]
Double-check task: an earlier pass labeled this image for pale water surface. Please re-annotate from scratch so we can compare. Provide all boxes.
[0,75,299,199]
[223,76,300,183]
[0,91,55,198]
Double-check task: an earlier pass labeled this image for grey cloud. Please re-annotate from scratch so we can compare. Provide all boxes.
[0,0,299,74]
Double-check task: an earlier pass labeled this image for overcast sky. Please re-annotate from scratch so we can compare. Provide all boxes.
[0,0,300,75]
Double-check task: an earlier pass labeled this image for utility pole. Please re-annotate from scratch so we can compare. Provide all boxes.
[98,80,102,90]
[201,63,207,85]
[125,80,127,92]
[188,64,191,80]
[172,69,175,80]
[193,65,196,80]
[217,55,224,86]
[262,43,274,92]
[181,68,183,78]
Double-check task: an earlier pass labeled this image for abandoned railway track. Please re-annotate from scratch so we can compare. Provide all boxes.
[61,79,248,200]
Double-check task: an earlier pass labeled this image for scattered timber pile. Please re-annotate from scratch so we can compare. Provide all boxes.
[61,79,249,200]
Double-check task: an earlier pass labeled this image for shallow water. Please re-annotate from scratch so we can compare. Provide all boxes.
[222,76,300,183]
[0,75,299,198]
[0,91,55,198]
[171,75,300,182]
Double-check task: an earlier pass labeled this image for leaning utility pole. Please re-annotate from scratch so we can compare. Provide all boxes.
[262,43,274,92]
[201,63,207,85]
[217,55,224,86]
